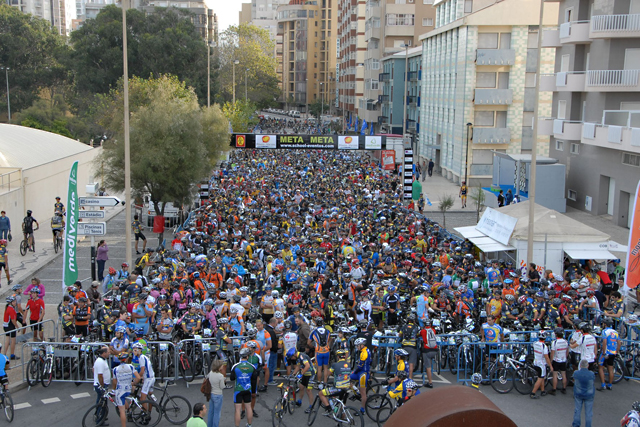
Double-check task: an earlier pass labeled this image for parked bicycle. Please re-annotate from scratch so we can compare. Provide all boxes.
[307,390,363,427]
[0,388,14,422]
[81,387,162,427]
[148,381,192,425]
[272,376,298,427]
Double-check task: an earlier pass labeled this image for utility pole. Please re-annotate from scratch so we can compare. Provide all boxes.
[122,0,132,267]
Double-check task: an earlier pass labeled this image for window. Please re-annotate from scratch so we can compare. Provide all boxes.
[371,80,379,90]
[570,143,580,154]
[476,72,497,88]
[568,190,577,201]
[478,33,499,49]
[387,13,396,25]
[464,0,472,13]
[623,152,640,166]
[525,73,536,88]
[556,140,564,151]
[474,111,494,127]
[500,33,511,49]
[496,111,507,128]
[523,112,534,127]
[422,18,433,26]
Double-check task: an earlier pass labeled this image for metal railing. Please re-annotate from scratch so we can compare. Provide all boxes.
[0,169,22,196]
[587,69,640,87]
[5,319,58,372]
[591,14,640,33]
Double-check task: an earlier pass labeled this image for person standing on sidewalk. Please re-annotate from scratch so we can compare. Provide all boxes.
[207,360,226,427]
[428,159,434,177]
[96,240,109,282]
[459,181,468,208]
[0,211,10,241]
[0,240,11,287]
[573,359,595,427]
[421,160,427,182]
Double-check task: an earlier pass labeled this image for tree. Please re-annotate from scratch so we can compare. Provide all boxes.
[308,99,330,120]
[96,75,229,240]
[0,4,70,116]
[438,194,455,229]
[222,99,258,133]
[68,6,209,104]
[469,187,486,222]
[217,24,280,108]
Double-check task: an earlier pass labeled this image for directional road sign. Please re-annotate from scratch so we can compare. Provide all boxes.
[78,222,106,236]
[78,210,105,219]
[79,196,121,207]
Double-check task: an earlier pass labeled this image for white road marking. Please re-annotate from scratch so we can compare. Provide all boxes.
[42,397,61,404]
[14,403,31,410]
[71,392,91,399]
[432,373,451,384]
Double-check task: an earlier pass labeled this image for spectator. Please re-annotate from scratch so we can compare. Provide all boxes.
[207,360,226,427]
[96,240,109,282]
[187,402,207,427]
[0,211,10,241]
[505,189,514,205]
[24,278,45,298]
[497,190,505,207]
[573,359,595,427]
[428,158,434,177]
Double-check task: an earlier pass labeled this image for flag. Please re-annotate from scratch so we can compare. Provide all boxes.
[360,119,367,135]
[355,117,359,132]
[347,115,352,130]
[625,180,640,289]
[370,123,374,135]
[63,161,79,290]
[426,195,433,206]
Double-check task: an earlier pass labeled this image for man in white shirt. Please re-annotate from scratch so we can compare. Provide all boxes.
[550,327,569,395]
[93,346,111,424]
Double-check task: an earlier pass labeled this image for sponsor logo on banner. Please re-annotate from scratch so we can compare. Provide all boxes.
[381,150,395,170]
[256,135,277,149]
[236,135,246,148]
[625,180,640,289]
[63,161,79,290]
[338,136,358,149]
[365,136,382,149]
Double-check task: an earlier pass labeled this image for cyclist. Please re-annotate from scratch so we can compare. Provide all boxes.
[24,288,45,342]
[279,321,297,376]
[286,347,316,413]
[349,337,370,415]
[318,348,351,411]
[384,349,409,388]
[398,314,419,379]
[132,214,146,255]
[309,316,332,385]
[2,297,18,360]
[597,317,620,391]
[111,353,142,427]
[550,327,568,395]
[50,211,65,245]
[131,342,155,415]
[54,196,65,215]
[181,303,202,338]
[0,239,11,287]
[388,378,421,406]
[621,401,640,427]
[230,347,257,427]
[530,331,553,399]
[21,210,39,252]
[419,317,438,388]
[109,326,131,368]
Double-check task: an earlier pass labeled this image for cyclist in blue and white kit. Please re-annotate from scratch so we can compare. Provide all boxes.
[111,354,141,427]
[132,342,155,411]
[349,337,370,415]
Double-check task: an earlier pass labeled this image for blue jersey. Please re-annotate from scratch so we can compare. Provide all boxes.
[356,347,371,373]
[230,361,255,392]
[602,328,619,356]
[0,354,7,376]
[482,323,503,343]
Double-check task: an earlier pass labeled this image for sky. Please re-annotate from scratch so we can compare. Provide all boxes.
[210,0,245,32]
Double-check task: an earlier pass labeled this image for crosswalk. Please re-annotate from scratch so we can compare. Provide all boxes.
[12,391,92,410]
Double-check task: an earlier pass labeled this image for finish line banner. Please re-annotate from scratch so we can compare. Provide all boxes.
[231,134,385,150]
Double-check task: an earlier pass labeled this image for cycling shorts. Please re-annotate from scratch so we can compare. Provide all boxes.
[234,390,252,404]
[135,232,146,241]
[600,354,615,367]
[321,387,348,399]
[115,390,130,406]
[141,377,155,395]
[316,351,330,367]
[533,364,546,379]
[552,361,566,372]
[301,374,316,390]
[3,325,15,338]
[403,346,418,366]
[30,319,42,331]
[350,371,369,388]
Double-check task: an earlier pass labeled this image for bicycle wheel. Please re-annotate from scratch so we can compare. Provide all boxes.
[307,396,320,426]
[366,376,381,395]
[41,359,53,387]
[131,399,162,427]
[286,388,296,415]
[162,395,192,425]
[272,399,285,427]
[3,393,13,423]
[376,401,394,425]
[178,355,195,382]
[440,347,447,370]
[449,349,458,375]
[57,237,63,251]
[607,357,625,384]
[489,366,514,394]
[26,359,40,387]
[81,401,108,427]
[513,365,536,395]
[365,393,392,422]
[19,240,27,256]
[344,405,364,427]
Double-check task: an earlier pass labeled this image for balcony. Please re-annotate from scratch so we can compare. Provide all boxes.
[407,95,418,106]
[553,119,583,140]
[582,111,640,153]
[558,21,592,44]
[407,119,416,130]
[591,14,640,39]
[538,118,554,136]
[379,94,389,104]
[540,72,586,92]
[385,25,414,37]
[378,115,389,125]
[379,73,390,82]
[473,128,511,144]
[476,49,515,66]
[586,69,640,92]
[473,88,513,105]
[365,26,381,40]
[542,28,561,47]
[408,71,418,82]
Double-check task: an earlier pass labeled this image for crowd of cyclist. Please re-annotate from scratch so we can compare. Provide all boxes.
[253,116,331,135]
[8,147,640,426]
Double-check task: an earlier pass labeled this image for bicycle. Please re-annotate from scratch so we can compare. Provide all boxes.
[176,340,195,382]
[148,381,192,425]
[0,388,14,422]
[81,388,162,427]
[53,229,63,253]
[272,376,298,427]
[26,344,55,388]
[19,237,29,257]
[307,392,363,427]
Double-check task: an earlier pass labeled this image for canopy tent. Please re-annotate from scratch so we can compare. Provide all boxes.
[454,226,516,252]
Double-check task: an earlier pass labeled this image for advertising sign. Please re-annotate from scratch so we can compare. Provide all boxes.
[63,161,79,290]
[381,150,396,170]
[229,134,387,150]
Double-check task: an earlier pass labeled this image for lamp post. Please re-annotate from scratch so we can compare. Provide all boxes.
[402,43,409,136]
[320,82,324,119]
[465,123,472,184]
[207,40,216,108]
[121,0,132,267]
[232,59,239,104]
[245,68,248,101]
[0,67,10,122]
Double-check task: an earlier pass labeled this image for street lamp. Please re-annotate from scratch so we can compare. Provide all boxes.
[245,68,248,101]
[121,0,132,267]
[207,40,216,108]
[465,123,472,184]
[320,82,324,120]
[232,59,239,104]
[0,67,10,122]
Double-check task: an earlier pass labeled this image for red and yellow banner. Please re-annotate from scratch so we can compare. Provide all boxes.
[626,180,640,289]
[236,135,246,148]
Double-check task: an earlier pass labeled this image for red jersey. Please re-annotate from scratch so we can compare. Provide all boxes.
[26,298,45,321]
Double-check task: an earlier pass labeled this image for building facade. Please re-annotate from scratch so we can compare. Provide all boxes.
[8,0,77,36]
[142,1,218,41]
[419,0,558,185]
[239,0,290,48]
[338,0,366,125]
[541,0,640,228]
[276,0,337,113]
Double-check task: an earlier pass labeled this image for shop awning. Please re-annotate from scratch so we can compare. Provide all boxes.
[564,248,617,260]
[454,226,516,252]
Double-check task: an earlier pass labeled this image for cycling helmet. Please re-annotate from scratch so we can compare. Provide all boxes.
[537,331,547,340]
[405,380,419,390]
[554,327,564,336]
[458,285,467,293]
[239,348,251,358]
[0,239,6,246]
[286,348,297,359]
[394,349,409,357]
[518,295,527,304]
[354,338,367,346]
[203,299,214,306]
[134,327,145,336]
[29,288,40,295]
[232,295,241,302]
[633,402,640,412]
[580,322,591,333]
[11,284,22,291]
[5,296,15,304]
[132,342,144,350]
[397,370,408,380]
[158,294,167,301]
[471,373,482,386]
[115,326,126,333]
[505,294,515,302]
[551,298,562,306]
[190,302,200,309]
[283,320,292,330]
[193,271,200,279]
[535,291,544,298]
[109,267,116,275]
[247,328,257,338]
[586,289,595,296]
[388,286,396,292]
[122,262,129,268]
[315,317,324,326]
[423,318,432,326]
[628,314,639,323]
[246,341,257,349]
[274,311,284,319]
[336,349,348,358]
[602,317,613,326]
[218,317,228,324]
[239,286,248,292]
[219,292,227,299]
[562,295,572,303]
[26,210,32,215]
[78,297,88,303]
[271,290,279,297]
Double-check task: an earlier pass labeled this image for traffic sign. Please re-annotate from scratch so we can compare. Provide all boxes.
[79,210,105,219]
[79,196,121,207]
[78,222,106,236]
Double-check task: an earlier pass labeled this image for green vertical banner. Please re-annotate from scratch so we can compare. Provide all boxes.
[63,161,79,291]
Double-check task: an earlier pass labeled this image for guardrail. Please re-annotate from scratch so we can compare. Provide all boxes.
[5,319,58,373]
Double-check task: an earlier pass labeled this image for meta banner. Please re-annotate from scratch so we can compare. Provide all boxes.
[232,134,385,150]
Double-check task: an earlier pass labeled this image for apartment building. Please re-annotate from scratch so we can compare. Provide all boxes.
[354,0,435,132]
[239,0,290,46]
[8,0,77,36]
[337,0,366,124]
[540,0,640,228]
[276,0,337,112]
[141,1,218,41]
[419,0,558,186]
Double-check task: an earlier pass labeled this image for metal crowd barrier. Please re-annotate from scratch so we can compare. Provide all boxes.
[4,319,58,373]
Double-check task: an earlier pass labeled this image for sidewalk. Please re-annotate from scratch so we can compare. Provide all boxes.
[416,172,473,213]
[2,204,124,297]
